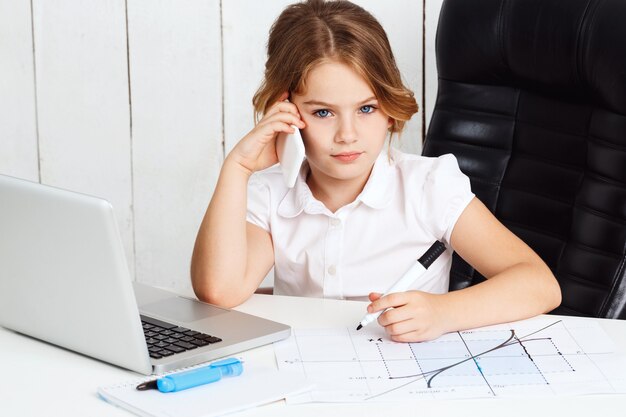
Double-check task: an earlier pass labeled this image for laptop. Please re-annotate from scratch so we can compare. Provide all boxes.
[0,174,290,375]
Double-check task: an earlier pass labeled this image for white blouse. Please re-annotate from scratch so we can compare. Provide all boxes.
[246,148,475,301]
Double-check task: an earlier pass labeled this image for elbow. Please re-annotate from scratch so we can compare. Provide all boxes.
[542,267,562,313]
[191,275,250,309]
[193,284,219,305]
[550,280,562,312]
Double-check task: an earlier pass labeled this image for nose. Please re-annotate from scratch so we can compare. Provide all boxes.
[334,115,357,144]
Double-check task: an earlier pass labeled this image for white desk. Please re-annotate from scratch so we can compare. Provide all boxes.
[2,294,626,416]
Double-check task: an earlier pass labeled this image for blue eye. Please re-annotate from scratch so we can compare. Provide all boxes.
[314,109,331,118]
[360,105,376,114]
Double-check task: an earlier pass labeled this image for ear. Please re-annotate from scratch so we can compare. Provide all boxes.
[387,118,394,129]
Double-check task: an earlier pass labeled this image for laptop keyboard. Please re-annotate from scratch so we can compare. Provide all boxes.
[140,315,222,359]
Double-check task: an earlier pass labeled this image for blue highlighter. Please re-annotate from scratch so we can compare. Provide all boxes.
[136,358,243,393]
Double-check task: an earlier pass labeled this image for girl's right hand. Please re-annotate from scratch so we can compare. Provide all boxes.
[226,92,306,175]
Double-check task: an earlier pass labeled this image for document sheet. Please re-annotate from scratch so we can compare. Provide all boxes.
[274,316,626,402]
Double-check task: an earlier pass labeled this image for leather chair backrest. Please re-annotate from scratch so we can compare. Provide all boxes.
[422,0,626,318]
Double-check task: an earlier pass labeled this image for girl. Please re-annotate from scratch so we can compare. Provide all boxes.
[191,0,561,342]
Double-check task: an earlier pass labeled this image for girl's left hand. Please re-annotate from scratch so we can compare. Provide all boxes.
[367,291,448,342]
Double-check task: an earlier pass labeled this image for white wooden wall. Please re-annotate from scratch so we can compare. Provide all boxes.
[0,0,444,296]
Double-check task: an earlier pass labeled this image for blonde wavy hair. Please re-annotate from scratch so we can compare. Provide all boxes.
[252,0,418,138]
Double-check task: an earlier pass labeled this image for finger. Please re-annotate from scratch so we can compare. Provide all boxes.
[382,318,417,337]
[368,292,408,314]
[264,101,302,119]
[259,111,306,129]
[390,332,422,343]
[377,306,415,327]
[251,121,297,143]
[391,328,439,343]
[368,292,382,302]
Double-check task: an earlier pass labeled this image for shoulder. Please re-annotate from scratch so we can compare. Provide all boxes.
[391,149,463,184]
[248,164,288,194]
[247,164,293,212]
[246,165,290,230]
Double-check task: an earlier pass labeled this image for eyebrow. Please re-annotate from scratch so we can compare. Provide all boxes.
[302,96,378,107]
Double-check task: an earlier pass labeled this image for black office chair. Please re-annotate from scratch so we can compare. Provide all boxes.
[423,0,626,318]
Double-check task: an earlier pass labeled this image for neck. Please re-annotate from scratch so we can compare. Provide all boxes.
[306,165,373,213]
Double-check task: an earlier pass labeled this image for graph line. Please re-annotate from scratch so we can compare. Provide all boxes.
[365,320,564,400]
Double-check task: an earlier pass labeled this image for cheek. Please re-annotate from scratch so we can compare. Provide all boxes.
[300,127,322,155]
[301,120,332,148]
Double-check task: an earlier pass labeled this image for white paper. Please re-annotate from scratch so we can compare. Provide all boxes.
[274,316,626,402]
[98,364,312,417]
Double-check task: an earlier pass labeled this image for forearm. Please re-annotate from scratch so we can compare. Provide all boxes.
[191,158,252,304]
[436,262,562,334]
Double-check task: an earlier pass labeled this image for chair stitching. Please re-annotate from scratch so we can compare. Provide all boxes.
[574,201,626,225]
[467,176,501,188]
[500,183,574,206]
[505,216,625,258]
[427,133,511,152]
[556,305,590,317]
[435,105,516,120]
[511,152,585,173]
[585,170,626,188]
[497,0,509,73]
[502,217,565,241]
[500,181,626,225]
[516,119,589,139]
[559,270,611,291]
[574,0,595,86]
[588,135,626,152]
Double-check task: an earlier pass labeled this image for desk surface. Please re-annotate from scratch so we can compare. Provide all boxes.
[2,294,626,417]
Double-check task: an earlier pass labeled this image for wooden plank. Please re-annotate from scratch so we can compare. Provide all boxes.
[0,0,39,181]
[424,0,445,133]
[32,0,134,276]
[128,0,222,294]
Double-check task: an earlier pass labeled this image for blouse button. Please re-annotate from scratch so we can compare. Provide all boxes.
[330,218,341,227]
[327,265,337,275]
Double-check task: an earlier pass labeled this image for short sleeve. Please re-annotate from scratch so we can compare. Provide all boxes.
[246,174,271,232]
[419,154,475,245]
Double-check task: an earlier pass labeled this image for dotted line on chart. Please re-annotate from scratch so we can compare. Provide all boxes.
[376,343,392,378]
[514,335,549,385]
[409,343,426,380]
[549,338,575,372]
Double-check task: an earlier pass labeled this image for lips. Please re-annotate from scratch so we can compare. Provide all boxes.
[331,152,363,162]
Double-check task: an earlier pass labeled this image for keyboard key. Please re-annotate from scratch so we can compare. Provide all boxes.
[158,349,175,357]
[140,315,177,330]
[142,323,154,330]
[191,339,209,347]
[154,335,168,341]
[145,338,158,345]
[154,341,170,348]
[149,352,162,359]
[148,346,163,353]
[174,341,197,350]
[205,336,222,344]
[165,344,185,353]
[144,331,159,338]
[163,337,178,344]
[183,330,200,337]
[171,327,189,333]
[170,333,185,339]
[181,336,195,342]
[160,330,175,336]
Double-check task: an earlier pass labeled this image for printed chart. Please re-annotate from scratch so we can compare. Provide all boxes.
[274,317,626,402]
